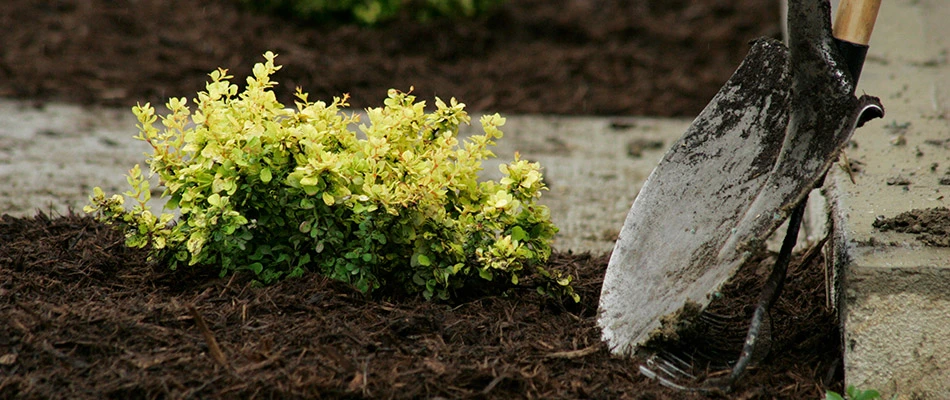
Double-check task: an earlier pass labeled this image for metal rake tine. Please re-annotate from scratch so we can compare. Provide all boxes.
[699,310,744,328]
[698,311,749,343]
[639,364,694,391]
[639,350,700,388]
[699,311,773,366]
[641,352,699,390]
[689,311,751,361]
[693,345,739,366]
[641,352,734,394]
[654,351,697,381]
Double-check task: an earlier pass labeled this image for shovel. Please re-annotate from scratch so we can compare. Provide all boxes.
[598,0,883,389]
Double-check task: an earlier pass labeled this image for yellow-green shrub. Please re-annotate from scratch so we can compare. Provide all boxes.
[85,52,576,302]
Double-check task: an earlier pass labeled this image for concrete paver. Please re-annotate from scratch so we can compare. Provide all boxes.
[826,0,950,397]
[0,101,157,215]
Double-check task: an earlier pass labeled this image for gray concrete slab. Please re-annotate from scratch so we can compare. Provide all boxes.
[472,115,690,254]
[825,0,950,397]
[0,101,157,215]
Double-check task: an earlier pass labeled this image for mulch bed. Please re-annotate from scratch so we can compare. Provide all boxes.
[1,0,780,116]
[1,213,840,399]
[1,0,846,398]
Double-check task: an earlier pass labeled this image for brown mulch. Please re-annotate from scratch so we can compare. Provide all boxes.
[1,213,841,399]
[1,0,780,116]
[1,0,846,398]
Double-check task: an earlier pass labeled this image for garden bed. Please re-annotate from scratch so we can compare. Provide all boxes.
[1,213,839,398]
[0,0,845,398]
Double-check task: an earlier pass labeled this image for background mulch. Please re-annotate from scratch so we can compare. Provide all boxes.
[0,0,845,398]
[1,0,780,116]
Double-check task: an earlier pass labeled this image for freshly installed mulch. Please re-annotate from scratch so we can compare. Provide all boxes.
[1,213,841,399]
[1,0,780,116]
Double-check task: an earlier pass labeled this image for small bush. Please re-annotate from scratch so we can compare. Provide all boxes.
[238,0,506,25]
[85,52,576,302]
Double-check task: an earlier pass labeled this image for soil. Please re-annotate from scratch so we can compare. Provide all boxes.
[1,1,846,398]
[2,213,841,399]
[873,207,950,247]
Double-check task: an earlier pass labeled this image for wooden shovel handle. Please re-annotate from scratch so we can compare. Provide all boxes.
[832,0,883,45]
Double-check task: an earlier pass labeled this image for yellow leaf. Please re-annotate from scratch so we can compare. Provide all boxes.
[207,193,221,207]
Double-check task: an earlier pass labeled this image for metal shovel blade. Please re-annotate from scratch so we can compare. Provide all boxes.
[598,0,883,357]
[598,38,791,356]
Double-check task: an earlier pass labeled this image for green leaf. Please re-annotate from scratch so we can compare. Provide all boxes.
[412,273,426,286]
[417,254,431,266]
[847,386,881,400]
[260,167,273,183]
[510,226,527,242]
[825,392,844,400]
[248,262,264,275]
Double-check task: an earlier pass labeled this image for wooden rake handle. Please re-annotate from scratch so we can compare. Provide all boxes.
[833,0,883,46]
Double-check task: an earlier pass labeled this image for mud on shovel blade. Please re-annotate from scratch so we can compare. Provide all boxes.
[598,0,884,362]
[723,0,883,258]
[597,38,792,356]
[712,0,883,387]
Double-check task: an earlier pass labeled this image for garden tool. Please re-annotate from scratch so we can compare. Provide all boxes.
[597,0,883,390]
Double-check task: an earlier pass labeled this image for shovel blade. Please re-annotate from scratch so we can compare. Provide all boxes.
[598,0,883,357]
[598,38,792,355]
